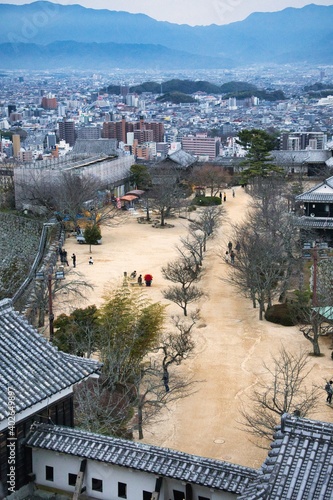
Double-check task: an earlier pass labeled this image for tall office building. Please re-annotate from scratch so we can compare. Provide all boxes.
[58,119,76,147]
[181,134,220,160]
[44,132,57,150]
[103,117,164,144]
[280,132,327,150]
[120,85,129,98]
[7,104,16,116]
[41,94,57,110]
[228,97,237,110]
[12,134,21,158]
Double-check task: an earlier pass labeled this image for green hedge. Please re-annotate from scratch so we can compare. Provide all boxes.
[193,196,221,206]
[265,303,296,326]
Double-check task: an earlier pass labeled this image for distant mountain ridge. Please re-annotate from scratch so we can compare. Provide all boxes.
[0,2,332,69]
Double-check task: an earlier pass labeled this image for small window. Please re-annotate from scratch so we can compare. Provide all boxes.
[45,465,54,481]
[118,482,127,498]
[173,491,185,500]
[198,497,210,500]
[68,473,77,486]
[143,492,153,500]
[92,478,103,492]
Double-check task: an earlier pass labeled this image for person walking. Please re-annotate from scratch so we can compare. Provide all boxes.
[71,253,76,268]
[325,380,333,404]
[230,250,235,264]
[223,192,227,202]
[89,256,94,265]
[63,249,69,266]
[137,274,143,286]
[228,241,233,253]
[235,241,241,253]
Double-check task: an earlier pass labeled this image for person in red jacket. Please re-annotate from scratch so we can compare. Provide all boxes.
[144,273,153,286]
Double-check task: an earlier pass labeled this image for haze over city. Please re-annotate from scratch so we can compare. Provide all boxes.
[2,0,333,25]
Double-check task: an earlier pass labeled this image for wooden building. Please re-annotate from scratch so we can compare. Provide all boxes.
[295,176,333,245]
[0,298,101,494]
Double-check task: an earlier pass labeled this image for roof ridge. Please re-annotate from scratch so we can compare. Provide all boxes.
[0,298,13,314]
[27,422,256,475]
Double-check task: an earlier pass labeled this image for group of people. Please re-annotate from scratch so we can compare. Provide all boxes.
[58,247,78,267]
[219,189,236,202]
[59,248,69,266]
[130,271,153,286]
[225,240,241,264]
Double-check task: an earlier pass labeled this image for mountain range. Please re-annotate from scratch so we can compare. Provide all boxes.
[0,2,332,70]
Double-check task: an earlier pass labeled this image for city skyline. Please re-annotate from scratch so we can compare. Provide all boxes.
[2,0,333,26]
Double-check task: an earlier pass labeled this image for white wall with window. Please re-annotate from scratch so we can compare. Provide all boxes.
[32,449,230,499]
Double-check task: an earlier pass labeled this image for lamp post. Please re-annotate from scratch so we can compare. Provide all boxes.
[36,267,65,342]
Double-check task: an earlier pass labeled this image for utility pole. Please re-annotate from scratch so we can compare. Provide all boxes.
[47,273,54,342]
[312,245,318,307]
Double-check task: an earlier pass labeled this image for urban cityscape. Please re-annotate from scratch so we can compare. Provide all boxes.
[2,63,333,166]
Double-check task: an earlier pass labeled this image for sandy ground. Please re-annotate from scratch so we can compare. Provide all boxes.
[60,187,333,469]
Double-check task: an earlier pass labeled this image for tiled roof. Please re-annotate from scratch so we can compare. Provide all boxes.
[296,176,333,202]
[168,149,197,168]
[294,216,333,229]
[272,150,331,164]
[0,299,101,421]
[239,414,333,500]
[296,193,333,202]
[25,423,257,494]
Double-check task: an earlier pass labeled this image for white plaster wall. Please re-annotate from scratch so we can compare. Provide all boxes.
[32,450,81,492]
[32,449,234,500]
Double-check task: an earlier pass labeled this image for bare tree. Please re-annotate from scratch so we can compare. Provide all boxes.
[159,314,197,391]
[224,178,301,318]
[163,286,204,317]
[81,202,124,229]
[32,268,93,330]
[296,257,333,355]
[149,165,185,226]
[74,377,134,438]
[162,256,204,316]
[223,223,286,319]
[16,170,100,220]
[240,346,322,447]
[187,205,224,253]
[134,363,195,440]
[248,196,300,304]
[190,163,230,197]
[179,232,205,268]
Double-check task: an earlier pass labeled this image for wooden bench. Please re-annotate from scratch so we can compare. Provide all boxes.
[129,281,142,287]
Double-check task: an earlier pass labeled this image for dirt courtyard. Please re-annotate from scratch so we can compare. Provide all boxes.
[61,186,333,469]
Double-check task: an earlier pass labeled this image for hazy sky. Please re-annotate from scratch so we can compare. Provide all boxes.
[5,1,333,25]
